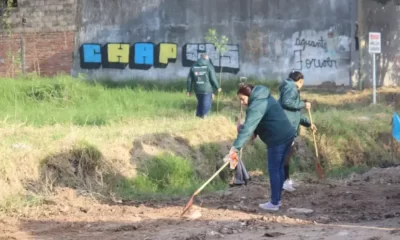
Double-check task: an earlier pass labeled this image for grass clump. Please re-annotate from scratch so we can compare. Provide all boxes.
[40,140,114,193]
[116,153,225,199]
[0,193,44,215]
[132,154,199,196]
[136,153,196,192]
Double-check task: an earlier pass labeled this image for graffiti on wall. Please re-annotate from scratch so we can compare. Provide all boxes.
[80,42,178,70]
[80,42,240,73]
[292,30,350,71]
[182,43,240,73]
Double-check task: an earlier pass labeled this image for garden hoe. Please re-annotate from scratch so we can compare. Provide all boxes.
[308,108,326,179]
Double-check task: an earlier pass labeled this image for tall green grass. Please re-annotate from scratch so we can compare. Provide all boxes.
[0,76,193,126]
[0,75,279,126]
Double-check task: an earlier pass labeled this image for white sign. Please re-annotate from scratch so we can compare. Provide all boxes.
[369,32,381,54]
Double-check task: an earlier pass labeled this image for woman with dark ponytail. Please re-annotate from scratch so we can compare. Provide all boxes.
[223,83,296,211]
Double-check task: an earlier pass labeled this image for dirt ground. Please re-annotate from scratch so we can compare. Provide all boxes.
[1,167,400,240]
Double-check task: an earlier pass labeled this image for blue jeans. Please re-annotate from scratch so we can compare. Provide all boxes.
[267,138,294,205]
[195,93,212,118]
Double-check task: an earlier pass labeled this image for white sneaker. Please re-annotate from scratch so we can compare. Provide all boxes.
[259,202,280,211]
[283,179,296,192]
[291,179,300,187]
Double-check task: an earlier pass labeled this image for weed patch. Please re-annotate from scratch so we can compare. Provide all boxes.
[133,154,198,194]
[116,153,225,199]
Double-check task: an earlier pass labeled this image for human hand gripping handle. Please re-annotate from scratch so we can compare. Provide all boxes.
[223,147,239,169]
[310,124,317,133]
[305,101,311,110]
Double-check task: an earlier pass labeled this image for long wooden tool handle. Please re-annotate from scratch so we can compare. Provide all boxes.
[308,108,319,158]
[193,161,230,196]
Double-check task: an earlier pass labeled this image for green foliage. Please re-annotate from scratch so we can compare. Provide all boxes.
[204,28,230,113]
[26,82,66,101]
[205,28,229,55]
[135,154,196,192]
[113,153,227,199]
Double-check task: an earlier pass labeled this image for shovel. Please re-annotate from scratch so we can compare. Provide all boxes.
[308,108,326,179]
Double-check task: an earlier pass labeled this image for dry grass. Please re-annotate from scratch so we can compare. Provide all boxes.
[303,87,400,108]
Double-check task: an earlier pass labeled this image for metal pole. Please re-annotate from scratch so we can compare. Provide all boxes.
[373,53,376,104]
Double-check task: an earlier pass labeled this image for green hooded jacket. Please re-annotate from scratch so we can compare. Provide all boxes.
[233,85,296,150]
[187,58,219,94]
[278,79,311,135]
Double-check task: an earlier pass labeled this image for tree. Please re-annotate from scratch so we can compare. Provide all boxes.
[205,28,229,113]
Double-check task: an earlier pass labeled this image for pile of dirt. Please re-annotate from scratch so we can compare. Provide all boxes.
[39,142,123,195]
[350,166,400,184]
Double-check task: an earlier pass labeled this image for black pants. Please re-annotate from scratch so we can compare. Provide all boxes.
[284,141,295,180]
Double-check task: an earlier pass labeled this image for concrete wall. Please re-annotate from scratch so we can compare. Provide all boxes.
[357,0,400,87]
[72,0,353,85]
[0,0,77,76]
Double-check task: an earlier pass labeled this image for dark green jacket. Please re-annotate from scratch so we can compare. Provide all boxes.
[278,79,311,135]
[187,58,219,94]
[233,85,296,150]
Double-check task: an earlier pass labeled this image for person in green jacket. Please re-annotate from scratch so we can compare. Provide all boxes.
[186,54,221,119]
[278,71,317,192]
[223,83,296,211]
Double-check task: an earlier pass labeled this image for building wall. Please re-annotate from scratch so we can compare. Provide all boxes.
[0,0,77,76]
[72,0,354,85]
